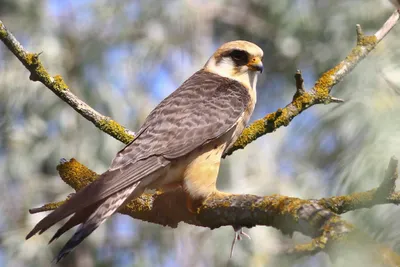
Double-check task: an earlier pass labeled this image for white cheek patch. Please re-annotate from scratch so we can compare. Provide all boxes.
[206,57,236,78]
[204,56,259,91]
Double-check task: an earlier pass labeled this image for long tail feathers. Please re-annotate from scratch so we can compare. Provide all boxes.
[48,203,101,244]
[26,182,139,263]
[53,184,138,262]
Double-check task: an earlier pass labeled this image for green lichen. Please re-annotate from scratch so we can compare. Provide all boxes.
[24,53,52,83]
[53,75,69,91]
[313,65,342,98]
[98,118,135,144]
[123,194,154,213]
[292,93,315,110]
[253,195,304,220]
[0,24,7,39]
[270,108,290,128]
[357,35,378,47]
[25,53,39,65]
[226,107,293,156]
[232,119,265,149]
[42,200,65,211]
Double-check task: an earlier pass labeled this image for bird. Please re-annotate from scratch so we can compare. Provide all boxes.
[26,40,264,262]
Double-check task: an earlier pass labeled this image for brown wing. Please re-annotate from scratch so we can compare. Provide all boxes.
[72,69,250,204]
[110,69,250,169]
[26,70,250,240]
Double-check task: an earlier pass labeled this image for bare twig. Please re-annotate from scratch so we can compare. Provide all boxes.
[293,69,306,99]
[375,10,400,41]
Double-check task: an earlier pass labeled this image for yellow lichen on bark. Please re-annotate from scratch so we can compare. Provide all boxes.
[231,119,266,148]
[24,52,52,83]
[98,119,134,145]
[292,93,315,110]
[357,35,378,47]
[271,108,290,127]
[42,200,66,210]
[0,24,7,38]
[313,65,342,97]
[57,158,99,191]
[122,194,155,213]
[25,53,37,65]
[53,75,69,90]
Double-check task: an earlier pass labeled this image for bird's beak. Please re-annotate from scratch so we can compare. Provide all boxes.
[247,57,263,73]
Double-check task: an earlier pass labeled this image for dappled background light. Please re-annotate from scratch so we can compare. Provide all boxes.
[0,0,400,266]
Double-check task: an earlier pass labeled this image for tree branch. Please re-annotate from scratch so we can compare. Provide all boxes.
[0,21,135,144]
[30,157,400,264]
[317,157,400,214]
[2,11,398,155]
[2,8,400,264]
[224,10,400,155]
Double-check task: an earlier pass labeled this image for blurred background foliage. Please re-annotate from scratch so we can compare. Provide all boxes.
[0,0,400,266]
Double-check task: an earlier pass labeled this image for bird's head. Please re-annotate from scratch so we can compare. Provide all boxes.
[204,40,264,90]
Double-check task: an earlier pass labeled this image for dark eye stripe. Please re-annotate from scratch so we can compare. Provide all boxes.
[227,49,249,66]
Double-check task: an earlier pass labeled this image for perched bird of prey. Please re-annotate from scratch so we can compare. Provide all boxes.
[26,40,264,261]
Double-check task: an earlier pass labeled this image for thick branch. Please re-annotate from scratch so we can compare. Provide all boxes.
[34,159,352,239]
[30,157,400,264]
[30,158,400,226]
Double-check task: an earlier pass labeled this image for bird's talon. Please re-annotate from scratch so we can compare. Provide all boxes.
[230,226,251,257]
[239,228,251,240]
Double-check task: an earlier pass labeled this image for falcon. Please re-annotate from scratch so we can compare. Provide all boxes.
[26,40,264,261]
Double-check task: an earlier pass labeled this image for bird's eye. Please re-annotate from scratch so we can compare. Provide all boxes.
[229,50,248,63]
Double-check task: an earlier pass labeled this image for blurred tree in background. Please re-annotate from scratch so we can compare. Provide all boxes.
[0,0,399,266]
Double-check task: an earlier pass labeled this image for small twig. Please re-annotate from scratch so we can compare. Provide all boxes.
[29,200,66,214]
[318,156,400,214]
[327,96,345,103]
[293,70,306,100]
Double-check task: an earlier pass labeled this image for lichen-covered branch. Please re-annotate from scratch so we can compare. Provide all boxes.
[2,11,398,155]
[2,8,400,264]
[224,10,400,156]
[0,20,135,144]
[30,157,400,264]
[317,156,400,214]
